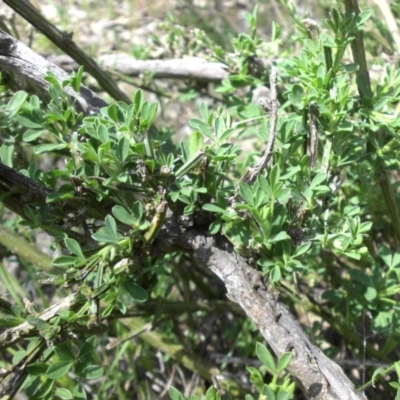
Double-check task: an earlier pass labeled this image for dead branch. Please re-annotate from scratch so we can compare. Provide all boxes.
[2,0,130,103]
[158,217,368,400]
[0,293,83,351]
[97,54,229,82]
[245,67,279,184]
[0,29,107,114]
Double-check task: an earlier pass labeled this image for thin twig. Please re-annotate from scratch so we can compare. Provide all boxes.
[0,293,83,351]
[309,102,319,169]
[244,67,278,184]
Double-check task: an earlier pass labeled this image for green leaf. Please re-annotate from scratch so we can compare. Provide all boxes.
[293,242,311,257]
[373,311,393,330]
[46,361,74,379]
[356,10,372,26]
[52,255,81,267]
[26,315,51,331]
[112,205,135,225]
[204,386,218,400]
[117,136,130,161]
[45,71,62,87]
[277,352,292,373]
[54,343,75,362]
[33,143,66,154]
[379,245,393,268]
[371,367,385,387]
[257,258,275,269]
[26,362,49,376]
[189,130,204,156]
[0,143,14,167]
[200,102,209,121]
[256,342,276,373]
[28,376,54,398]
[272,21,281,41]
[65,238,85,259]
[72,383,87,400]
[169,387,185,400]
[277,391,291,400]
[239,182,254,206]
[55,388,73,399]
[123,282,148,302]
[269,164,280,191]
[145,102,158,127]
[92,215,124,243]
[219,127,235,142]
[269,231,291,243]
[364,286,377,301]
[7,91,28,117]
[289,84,304,108]
[209,219,223,234]
[17,113,43,129]
[78,336,96,358]
[246,366,264,392]
[134,89,144,113]
[98,124,109,144]
[189,118,212,139]
[107,104,119,122]
[105,215,117,234]
[261,385,276,400]
[270,265,282,282]
[22,129,46,142]
[71,66,84,92]
[356,74,373,99]
[12,350,26,365]
[79,364,104,379]
[310,173,327,190]
[132,201,144,222]
[203,203,229,215]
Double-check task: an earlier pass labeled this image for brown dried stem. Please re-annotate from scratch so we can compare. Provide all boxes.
[245,67,278,184]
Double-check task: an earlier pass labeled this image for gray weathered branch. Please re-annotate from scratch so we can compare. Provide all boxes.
[0,29,107,114]
[2,0,130,103]
[98,54,229,82]
[158,217,367,400]
[46,53,230,82]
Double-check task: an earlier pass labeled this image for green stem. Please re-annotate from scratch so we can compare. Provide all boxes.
[0,225,53,272]
[358,361,398,392]
[344,0,400,244]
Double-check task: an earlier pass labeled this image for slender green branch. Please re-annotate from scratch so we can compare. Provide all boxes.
[344,0,371,101]
[0,225,53,272]
[345,0,400,244]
